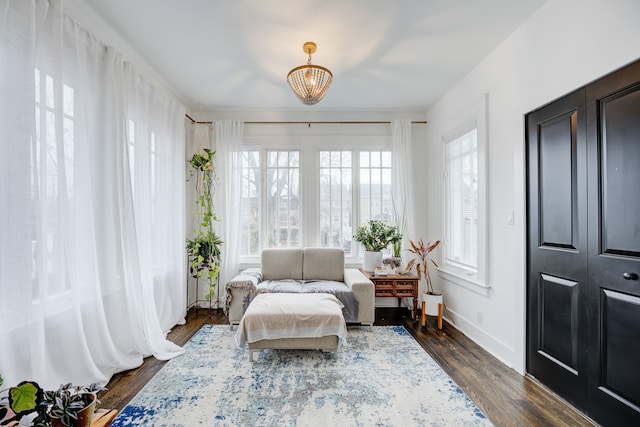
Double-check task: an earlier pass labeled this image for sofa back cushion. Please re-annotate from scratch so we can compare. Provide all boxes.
[303,248,344,282]
[262,248,303,280]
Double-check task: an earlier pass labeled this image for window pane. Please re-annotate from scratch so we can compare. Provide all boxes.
[445,129,478,271]
[267,150,300,248]
[237,151,261,256]
[359,151,393,250]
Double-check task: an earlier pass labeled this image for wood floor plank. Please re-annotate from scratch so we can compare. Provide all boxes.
[98,308,596,426]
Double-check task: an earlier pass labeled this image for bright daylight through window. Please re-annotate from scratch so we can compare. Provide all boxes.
[236,148,393,258]
[444,128,479,274]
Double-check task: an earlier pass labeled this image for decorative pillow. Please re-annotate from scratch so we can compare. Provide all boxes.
[303,247,344,282]
[261,248,303,280]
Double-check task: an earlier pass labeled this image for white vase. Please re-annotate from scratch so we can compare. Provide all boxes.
[363,251,383,272]
[423,292,444,316]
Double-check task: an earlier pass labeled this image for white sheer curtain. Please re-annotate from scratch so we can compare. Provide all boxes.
[213,120,244,303]
[391,119,415,306]
[0,0,185,390]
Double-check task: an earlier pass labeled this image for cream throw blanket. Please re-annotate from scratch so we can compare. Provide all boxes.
[235,293,347,348]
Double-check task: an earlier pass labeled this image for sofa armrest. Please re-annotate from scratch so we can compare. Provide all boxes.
[225,268,262,327]
[344,268,375,325]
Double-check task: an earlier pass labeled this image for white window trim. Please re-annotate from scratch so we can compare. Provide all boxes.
[439,93,489,292]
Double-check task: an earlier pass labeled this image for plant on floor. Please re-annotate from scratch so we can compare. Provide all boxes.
[406,239,440,294]
[0,381,105,427]
[186,148,222,301]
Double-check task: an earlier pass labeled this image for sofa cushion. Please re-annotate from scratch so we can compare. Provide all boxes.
[303,248,344,282]
[262,248,303,280]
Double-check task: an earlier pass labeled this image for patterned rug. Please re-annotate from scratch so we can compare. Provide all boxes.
[112,325,492,426]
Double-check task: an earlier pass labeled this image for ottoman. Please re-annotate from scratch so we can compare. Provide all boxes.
[235,293,347,361]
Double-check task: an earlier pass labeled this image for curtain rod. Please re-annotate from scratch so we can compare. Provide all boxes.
[185,114,426,126]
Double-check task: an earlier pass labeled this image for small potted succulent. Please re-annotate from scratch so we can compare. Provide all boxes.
[0,380,105,427]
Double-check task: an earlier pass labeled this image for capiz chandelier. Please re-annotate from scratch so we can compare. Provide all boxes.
[287,41,333,105]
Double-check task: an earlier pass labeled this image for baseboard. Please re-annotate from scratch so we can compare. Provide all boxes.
[444,307,516,370]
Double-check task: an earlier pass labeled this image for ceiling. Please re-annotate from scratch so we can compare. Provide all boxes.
[81,0,546,111]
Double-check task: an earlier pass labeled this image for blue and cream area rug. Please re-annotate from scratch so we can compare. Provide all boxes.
[112,325,493,426]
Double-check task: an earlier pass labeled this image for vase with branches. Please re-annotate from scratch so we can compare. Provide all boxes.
[186,148,222,302]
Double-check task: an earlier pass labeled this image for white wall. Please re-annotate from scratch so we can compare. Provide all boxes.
[424,0,640,373]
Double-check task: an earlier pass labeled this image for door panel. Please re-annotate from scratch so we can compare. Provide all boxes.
[586,62,640,425]
[601,88,640,256]
[539,273,579,373]
[526,89,588,408]
[539,113,577,248]
[600,290,640,407]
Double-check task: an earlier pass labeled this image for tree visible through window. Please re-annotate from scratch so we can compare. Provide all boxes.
[266,151,300,248]
[319,151,352,253]
[236,148,394,258]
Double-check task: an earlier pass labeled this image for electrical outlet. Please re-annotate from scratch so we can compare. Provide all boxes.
[477,311,483,324]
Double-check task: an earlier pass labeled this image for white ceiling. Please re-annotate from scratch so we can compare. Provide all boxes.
[81,0,546,111]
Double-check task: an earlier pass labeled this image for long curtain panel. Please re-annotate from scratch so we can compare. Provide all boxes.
[213,120,244,303]
[391,119,416,306]
[0,0,184,390]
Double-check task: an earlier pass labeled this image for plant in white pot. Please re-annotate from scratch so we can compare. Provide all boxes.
[406,239,442,319]
[354,220,401,272]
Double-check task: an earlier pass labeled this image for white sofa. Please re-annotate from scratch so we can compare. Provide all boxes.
[225,247,375,329]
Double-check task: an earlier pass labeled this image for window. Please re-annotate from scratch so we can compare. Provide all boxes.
[444,128,478,272]
[32,69,75,298]
[319,151,352,253]
[238,151,261,256]
[359,151,393,224]
[440,94,488,290]
[237,147,395,260]
[266,150,300,248]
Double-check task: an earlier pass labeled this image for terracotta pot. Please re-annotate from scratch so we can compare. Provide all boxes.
[49,393,96,427]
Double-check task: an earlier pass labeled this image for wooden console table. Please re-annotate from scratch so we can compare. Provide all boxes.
[360,269,419,321]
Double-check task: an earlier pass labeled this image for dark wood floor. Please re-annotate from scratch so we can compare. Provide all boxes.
[99,308,596,427]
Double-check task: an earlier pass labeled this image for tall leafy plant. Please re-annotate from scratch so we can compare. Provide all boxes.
[186,148,222,301]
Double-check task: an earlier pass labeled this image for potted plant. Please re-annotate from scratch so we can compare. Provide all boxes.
[0,380,105,427]
[354,220,401,272]
[406,239,442,318]
[186,148,222,302]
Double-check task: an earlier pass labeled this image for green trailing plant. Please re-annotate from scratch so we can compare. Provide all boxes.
[0,381,105,427]
[354,220,402,253]
[186,148,222,301]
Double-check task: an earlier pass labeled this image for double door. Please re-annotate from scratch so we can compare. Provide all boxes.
[526,59,640,426]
